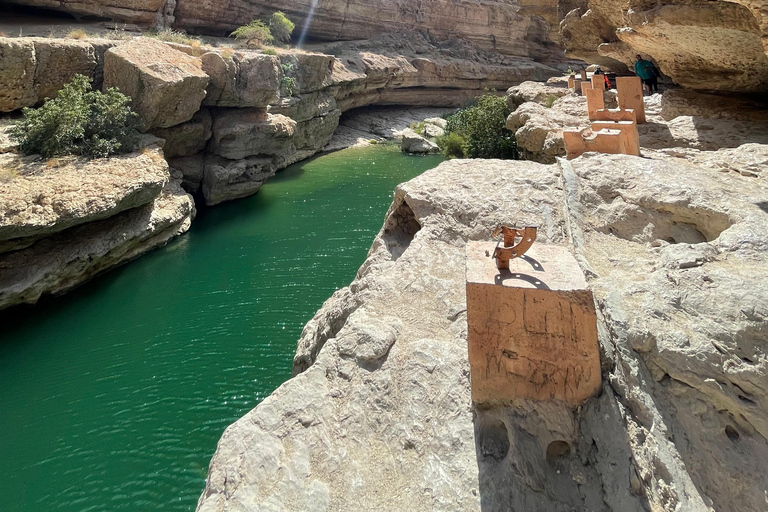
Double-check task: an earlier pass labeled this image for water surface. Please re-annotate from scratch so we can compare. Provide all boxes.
[0,145,443,511]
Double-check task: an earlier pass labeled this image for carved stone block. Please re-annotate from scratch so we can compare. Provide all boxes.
[590,74,606,91]
[563,127,626,159]
[586,88,605,120]
[616,76,646,123]
[591,120,640,156]
[580,80,593,96]
[592,108,636,123]
[466,242,601,407]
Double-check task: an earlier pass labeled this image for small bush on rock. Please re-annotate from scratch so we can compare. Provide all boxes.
[231,20,273,47]
[269,12,295,44]
[436,132,466,159]
[10,74,140,159]
[442,94,517,159]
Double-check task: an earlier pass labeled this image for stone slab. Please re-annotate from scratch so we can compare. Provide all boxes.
[466,241,601,407]
[616,76,646,123]
[591,120,640,156]
[563,128,627,159]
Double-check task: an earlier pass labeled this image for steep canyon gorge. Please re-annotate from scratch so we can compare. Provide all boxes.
[0,1,767,511]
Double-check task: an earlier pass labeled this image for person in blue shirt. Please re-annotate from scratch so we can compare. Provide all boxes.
[634,54,659,95]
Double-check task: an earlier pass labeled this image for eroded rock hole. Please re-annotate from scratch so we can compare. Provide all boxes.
[599,203,732,244]
[478,419,510,462]
[546,440,571,461]
[725,425,740,441]
[382,200,421,260]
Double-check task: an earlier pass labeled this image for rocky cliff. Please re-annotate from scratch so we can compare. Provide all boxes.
[5,0,562,59]
[0,140,195,310]
[197,141,768,511]
[559,0,768,92]
[0,33,561,206]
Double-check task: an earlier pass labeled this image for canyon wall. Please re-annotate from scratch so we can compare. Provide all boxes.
[0,33,560,309]
[5,0,562,59]
[559,0,768,92]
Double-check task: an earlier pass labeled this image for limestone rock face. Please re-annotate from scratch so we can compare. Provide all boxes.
[103,38,209,130]
[199,148,768,512]
[208,110,297,160]
[400,128,439,154]
[4,0,167,26]
[201,156,275,206]
[560,0,768,92]
[0,37,115,112]
[0,149,194,310]
[201,52,281,108]
[173,0,557,58]
[152,108,212,158]
[0,146,168,248]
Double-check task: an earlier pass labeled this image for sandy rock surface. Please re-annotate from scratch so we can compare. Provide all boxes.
[199,145,768,511]
[0,174,194,310]
[0,145,168,247]
[400,129,439,154]
[507,87,768,162]
[103,38,209,130]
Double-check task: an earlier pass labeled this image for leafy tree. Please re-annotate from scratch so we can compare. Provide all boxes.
[439,94,517,160]
[269,11,295,44]
[230,20,273,46]
[10,74,140,159]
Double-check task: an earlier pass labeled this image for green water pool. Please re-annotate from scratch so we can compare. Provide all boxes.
[0,145,443,511]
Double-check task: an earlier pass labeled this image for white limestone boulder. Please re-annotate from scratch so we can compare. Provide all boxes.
[103,38,209,130]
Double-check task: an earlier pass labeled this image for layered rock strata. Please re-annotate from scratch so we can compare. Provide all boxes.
[1,34,560,205]
[0,144,195,310]
[198,145,768,511]
[6,0,562,59]
[559,0,768,92]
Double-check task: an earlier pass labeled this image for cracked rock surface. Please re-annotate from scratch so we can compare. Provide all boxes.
[197,148,767,511]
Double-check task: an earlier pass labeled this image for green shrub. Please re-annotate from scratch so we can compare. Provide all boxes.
[10,74,140,159]
[261,48,278,56]
[443,94,517,159]
[281,63,297,96]
[544,94,558,108]
[409,121,425,135]
[230,20,273,46]
[436,132,466,159]
[269,11,295,44]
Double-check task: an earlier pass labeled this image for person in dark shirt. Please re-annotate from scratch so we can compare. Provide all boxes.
[634,55,659,95]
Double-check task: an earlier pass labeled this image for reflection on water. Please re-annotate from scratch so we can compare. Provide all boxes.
[0,145,443,512]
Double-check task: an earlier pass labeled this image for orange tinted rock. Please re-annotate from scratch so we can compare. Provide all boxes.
[563,127,627,159]
[591,120,640,156]
[616,76,646,123]
[466,242,601,407]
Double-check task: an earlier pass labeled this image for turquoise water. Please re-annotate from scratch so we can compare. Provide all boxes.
[0,145,443,511]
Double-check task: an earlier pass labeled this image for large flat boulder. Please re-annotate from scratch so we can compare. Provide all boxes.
[0,174,194,310]
[0,144,169,249]
[199,148,768,512]
[208,109,296,160]
[201,51,280,108]
[0,37,115,112]
[104,38,209,130]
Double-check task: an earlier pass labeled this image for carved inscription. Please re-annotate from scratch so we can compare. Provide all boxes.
[466,243,601,407]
